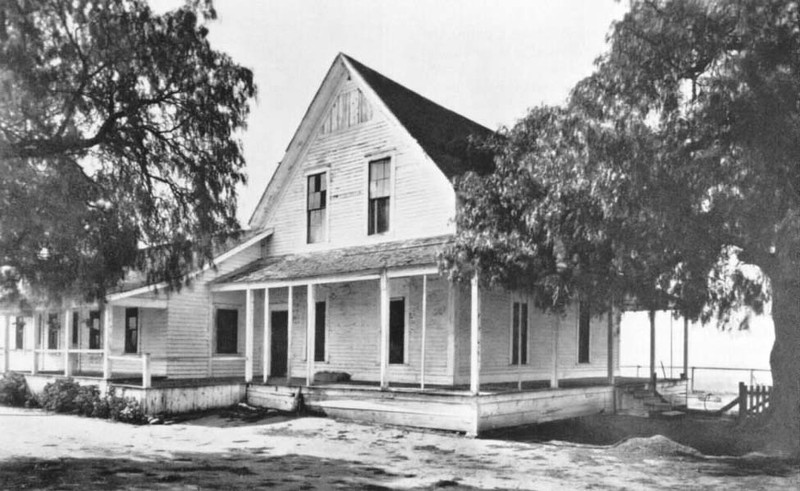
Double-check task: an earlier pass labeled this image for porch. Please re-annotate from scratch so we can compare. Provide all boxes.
[246,377,687,435]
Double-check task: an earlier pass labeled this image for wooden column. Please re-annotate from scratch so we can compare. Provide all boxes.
[517,296,524,391]
[141,353,151,388]
[286,286,293,383]
[420,275,428,390]
[607,307,615,385]
[550,313,560,388]
[102,307,113,380]
[470,272,481,395]
[683,316,689,379]
[263,288,271,383]
[306,284,316,387]
[63,309,72,377]
[649,309,656,393]
[2,315,9,373]
[31,314,39,375]
[245,288,255,382]
[379,270,390,390]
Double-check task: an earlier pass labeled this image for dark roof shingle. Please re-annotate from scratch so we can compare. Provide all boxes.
[344,54,495,178]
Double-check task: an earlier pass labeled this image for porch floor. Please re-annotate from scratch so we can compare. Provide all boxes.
[258,376,665,394]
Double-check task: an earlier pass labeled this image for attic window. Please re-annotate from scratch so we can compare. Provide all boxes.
[368,158,390,235]
[307,172,328,243]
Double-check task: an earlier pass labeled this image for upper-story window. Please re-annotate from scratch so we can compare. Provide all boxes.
[368,158,391,235]
[307,172,328,243]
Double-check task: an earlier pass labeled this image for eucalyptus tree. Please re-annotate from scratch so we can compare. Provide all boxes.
[0,0,255,302]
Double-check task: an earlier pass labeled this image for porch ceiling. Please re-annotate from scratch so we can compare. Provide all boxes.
[212,235,450,287]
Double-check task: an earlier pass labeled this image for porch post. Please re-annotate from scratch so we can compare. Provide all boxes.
[420,275,428,390]
[63,309,72,377]
[103,306,113,380]
[470,271,481,395]
[31,313,39,375]
[649,309,656,394]
[517,295,523,391]
[606,307,614,385]
[683,316,689,379]
[2,315,9,373]
[245,288,255,383]
[141,353,151,388]
[306,283,316,387]
[550,313,560,388]
[379,269,390,390]
[286,286,293,383]
[263,288,271,383]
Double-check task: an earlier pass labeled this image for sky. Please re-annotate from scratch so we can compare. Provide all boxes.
[154,0,630,224]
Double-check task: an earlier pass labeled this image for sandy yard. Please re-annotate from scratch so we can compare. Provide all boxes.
[0,406,798,490]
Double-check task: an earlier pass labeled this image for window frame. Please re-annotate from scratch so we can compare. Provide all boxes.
[388,296,408,365]
[509,298,529,366]
[71,311,79,347]
[124,308,139,354]
[215,307,240,355]
[14,316,25,350]
[88,310,102,350]
[305,169,329,244]
[47,312,60,350]
[364,154,395,237]
[313,299,328,363]
[577,300,591,364]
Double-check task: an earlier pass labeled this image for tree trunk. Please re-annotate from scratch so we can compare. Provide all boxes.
[764,260,800,456]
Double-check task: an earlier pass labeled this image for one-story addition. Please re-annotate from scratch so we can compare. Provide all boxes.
[0,54,681,434]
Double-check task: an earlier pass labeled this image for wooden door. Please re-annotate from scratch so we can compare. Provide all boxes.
[270,310,288,377]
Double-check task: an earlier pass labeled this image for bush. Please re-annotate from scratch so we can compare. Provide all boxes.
[37,378,147,424]
[38,378,81,413]
[0,372,30,407]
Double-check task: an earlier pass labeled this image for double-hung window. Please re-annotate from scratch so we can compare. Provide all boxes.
[125,308,139,354]
[14,317,24,350]
[307,172,327,243]
[368,158,390,235]
[47,313,60,350]
[511,301,528,365]
[88,311,101,349]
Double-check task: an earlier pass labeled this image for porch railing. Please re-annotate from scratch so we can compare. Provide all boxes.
[105,354,152,388]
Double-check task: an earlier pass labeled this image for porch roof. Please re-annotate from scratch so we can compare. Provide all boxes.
[212,235,451,286]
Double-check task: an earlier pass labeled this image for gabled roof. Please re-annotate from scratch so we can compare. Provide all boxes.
[249,54,496,227]
[213,235,449,285]
[342,54,495,178]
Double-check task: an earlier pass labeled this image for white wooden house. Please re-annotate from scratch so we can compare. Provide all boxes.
[0,54,665,434]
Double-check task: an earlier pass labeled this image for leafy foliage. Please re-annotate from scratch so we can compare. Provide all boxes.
[0,371,31,407]
[0,0,256,303]
[443,0,800,453]
[37,378,146,424]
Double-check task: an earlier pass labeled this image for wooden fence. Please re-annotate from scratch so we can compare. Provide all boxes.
[738,382,771,418]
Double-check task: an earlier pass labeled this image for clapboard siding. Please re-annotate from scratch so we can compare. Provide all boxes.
[261,79,456,257]
[165,244,261,378]
[282,276,454,385]
[454,287,618,384]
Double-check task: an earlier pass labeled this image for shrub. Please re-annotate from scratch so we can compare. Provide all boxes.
[38,378,81,413]
[36,379,146,424]
[0,372,30,407]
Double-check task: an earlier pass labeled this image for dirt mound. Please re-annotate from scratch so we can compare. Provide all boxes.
[613,435,702,458]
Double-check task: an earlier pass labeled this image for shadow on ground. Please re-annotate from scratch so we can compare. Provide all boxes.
[0,453,480,490]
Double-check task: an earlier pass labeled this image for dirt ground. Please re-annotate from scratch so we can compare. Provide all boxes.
[1,406,798,490]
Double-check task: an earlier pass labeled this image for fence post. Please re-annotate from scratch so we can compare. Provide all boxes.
[750,369,754,387]
[142,353,151,389]
[690,367,695,393]
[738,382,747,420]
